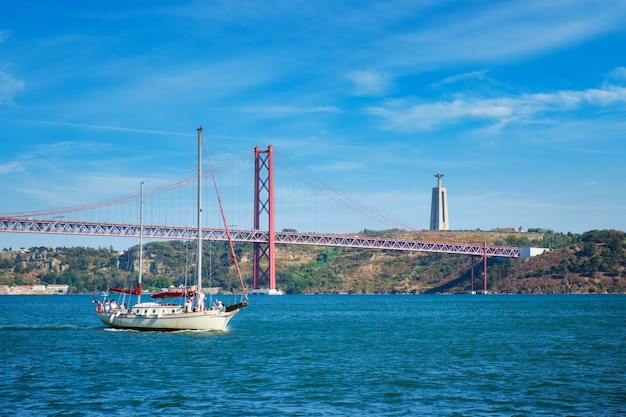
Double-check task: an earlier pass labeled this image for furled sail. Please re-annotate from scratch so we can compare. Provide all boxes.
[108,283,141,296]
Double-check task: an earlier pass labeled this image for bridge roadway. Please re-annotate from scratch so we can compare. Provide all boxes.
[0,217,520,258]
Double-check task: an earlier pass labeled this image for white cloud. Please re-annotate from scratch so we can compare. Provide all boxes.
[0,71,24,105]
[608,67,626,82]
[369,84,626,132]
[348,70,388,95]
[0,161,23,174]
[369,98,513,131]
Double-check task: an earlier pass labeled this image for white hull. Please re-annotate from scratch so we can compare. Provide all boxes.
[98,302,239,331]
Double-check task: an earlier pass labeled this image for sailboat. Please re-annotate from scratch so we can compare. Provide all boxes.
[95,127,248,331]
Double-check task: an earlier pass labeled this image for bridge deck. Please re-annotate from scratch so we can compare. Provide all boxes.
[0,217,520,258]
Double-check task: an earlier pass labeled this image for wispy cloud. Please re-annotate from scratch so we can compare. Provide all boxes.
[430,70,491,88]
[369,98,512,131]
[0,140,113,176]
[218,105,340,116]
[310,160,366,173]
[580,181,598,187]
[30,140,111,157]
[348,70,388,95]
[18,172,149,208]
[0,161,23,174]
[31,121,193,136]
[0,70,24,105]
[387,0,626,69]
[369,84,626,132]
[608,66,626,82]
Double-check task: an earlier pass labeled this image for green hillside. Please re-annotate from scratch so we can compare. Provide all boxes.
[1,229,625,294]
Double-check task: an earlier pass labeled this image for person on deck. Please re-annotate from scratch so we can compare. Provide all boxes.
[196,291,206,311]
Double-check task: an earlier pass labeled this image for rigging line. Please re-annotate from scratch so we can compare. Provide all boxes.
[274,151,402,225]
[276,157,386,228]
[2,149,254,219]
[184,240,192,289]
[274,150,418,231]
[201,137,248,294]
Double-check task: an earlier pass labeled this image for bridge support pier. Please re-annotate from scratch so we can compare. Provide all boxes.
[470,255,475,293]
[253,145,276,291]
[483,241,488,294]
[469,243,489,294]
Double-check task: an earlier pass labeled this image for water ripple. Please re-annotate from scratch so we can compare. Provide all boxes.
[1,294,624,416]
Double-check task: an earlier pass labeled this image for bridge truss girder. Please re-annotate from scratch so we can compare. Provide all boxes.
[0,217,520,258]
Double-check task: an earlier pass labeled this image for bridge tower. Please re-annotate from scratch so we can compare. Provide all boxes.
[430,172,449,231]
[253,145,276,292]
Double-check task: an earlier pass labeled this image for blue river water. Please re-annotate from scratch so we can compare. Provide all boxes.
[0,294,624,416]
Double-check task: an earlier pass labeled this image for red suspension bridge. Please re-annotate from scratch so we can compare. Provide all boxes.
[0,145,520,292]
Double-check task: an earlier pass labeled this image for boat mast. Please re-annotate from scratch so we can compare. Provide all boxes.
[196,127,203,293]
[138,181,144,304]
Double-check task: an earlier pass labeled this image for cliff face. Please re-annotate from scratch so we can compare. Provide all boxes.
[1,230,625,294]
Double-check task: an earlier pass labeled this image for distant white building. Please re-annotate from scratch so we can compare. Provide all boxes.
[0,284,69,295]
[520,247,550,259]
[47,285,70,294]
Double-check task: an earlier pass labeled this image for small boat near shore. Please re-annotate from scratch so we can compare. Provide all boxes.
[250,288,284,295]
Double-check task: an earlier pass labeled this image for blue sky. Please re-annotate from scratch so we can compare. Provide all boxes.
[1,0,626,249]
